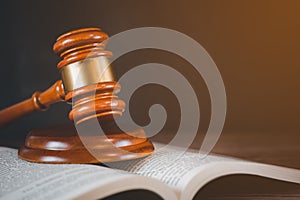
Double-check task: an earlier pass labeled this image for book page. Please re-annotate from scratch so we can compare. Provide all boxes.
[0,147,176,200]
[109,142,300,200]
[108,143,232,195]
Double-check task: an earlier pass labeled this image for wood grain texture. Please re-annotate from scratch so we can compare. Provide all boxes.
[0,80,65,127]
[16,27,154,163]
[18,123,154,164]
[67,82,125,124]
[53,27,111,69]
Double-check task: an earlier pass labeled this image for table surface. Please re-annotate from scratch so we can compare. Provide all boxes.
[153,131,300,169]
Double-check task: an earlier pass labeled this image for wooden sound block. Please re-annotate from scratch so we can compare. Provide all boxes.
[18,124,154,164]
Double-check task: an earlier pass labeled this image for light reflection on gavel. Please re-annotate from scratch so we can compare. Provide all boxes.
[0,28,154,164]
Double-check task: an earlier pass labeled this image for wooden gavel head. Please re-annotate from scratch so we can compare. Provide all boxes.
[53,27,124,124]
[18,28,154,164]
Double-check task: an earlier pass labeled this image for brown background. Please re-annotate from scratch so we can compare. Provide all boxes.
[1,0,300,147]
[1,1,300,199]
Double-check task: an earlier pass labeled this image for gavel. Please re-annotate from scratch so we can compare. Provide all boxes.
[0,28,154,164]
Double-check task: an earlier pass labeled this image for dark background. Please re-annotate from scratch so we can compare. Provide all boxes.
[1,0,300,147]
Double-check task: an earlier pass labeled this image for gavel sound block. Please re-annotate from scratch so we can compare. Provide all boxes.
[0,28,154,163]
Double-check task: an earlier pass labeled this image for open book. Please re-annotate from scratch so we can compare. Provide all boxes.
[1,143,300,200]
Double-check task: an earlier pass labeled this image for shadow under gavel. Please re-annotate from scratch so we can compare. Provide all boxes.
[0,28,154,164]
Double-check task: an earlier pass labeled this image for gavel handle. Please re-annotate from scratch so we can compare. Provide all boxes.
[0,80,65,127]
